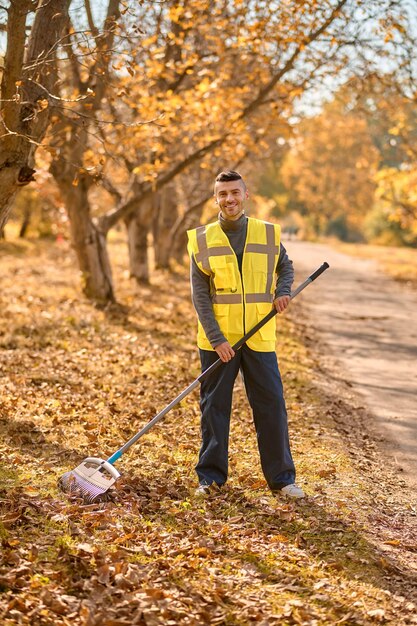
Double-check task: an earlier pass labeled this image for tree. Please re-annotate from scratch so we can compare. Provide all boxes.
[367,167,417,245]
[360,78,417,237]
[48,0,123,302]
[3,0,415,301]
[334,73,417,241]
[95,0,413,272]
[0,0,70,230]
[281,98,380,238]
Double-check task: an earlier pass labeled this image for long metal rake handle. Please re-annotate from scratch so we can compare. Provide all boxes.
[107,261,329,465]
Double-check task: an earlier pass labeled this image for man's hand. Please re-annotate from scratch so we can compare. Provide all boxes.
[274,295,291,314]
[214,341,235,362]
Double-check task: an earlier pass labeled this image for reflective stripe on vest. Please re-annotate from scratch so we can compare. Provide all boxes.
[212,293,242,304]
[195,226,230,272]
[246,222,279,297]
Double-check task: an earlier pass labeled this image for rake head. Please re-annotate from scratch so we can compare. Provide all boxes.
[58,457,121,503]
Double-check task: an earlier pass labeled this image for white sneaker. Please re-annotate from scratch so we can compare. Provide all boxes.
[280,484,305,499]
[195,484,211,497]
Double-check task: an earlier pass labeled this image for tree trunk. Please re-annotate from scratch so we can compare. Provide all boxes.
[166,195,209,266]
[124,195,154,283]
[47,0,121,303]
[126,214,150,284]
[52,168,115,302]
[0,0,70,230]
[70,200,115,303]
[153,185,179,269]
[19,203,32,238]
[172,228,188,265]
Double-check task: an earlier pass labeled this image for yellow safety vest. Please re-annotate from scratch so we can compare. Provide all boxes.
[187,217,281,352]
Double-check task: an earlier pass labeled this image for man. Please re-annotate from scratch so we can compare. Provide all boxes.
[187,170,304,499]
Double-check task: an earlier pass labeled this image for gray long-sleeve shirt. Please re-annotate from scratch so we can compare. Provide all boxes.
[190,214,294,348]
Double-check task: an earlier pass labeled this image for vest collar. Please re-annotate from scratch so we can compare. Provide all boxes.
[218,212,247,233]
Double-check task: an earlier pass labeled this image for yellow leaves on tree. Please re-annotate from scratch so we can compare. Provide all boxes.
[281,101,380,236]
[374,167,417,238]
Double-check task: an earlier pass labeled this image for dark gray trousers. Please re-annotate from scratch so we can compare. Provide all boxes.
[197,345,296,490]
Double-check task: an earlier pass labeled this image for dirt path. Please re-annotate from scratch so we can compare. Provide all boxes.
[286,239,417,490]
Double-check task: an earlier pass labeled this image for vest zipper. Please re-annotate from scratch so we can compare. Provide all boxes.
[228,244,244,333]
[221,223,247,337]
[241,230,248,335]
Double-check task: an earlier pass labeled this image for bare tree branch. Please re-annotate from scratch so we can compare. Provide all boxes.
[240,0,349,120]
[84,0,99,38]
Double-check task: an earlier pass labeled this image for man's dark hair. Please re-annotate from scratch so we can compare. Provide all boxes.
[215,170,243,183]
[214,170,246,190]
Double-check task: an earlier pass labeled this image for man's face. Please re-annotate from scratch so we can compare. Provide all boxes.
[214,179,248,221]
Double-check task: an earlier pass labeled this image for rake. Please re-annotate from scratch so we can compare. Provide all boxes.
[58,262,329,502]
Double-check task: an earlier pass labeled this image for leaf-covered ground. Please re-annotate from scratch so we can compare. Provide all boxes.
[0,235,416,626]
